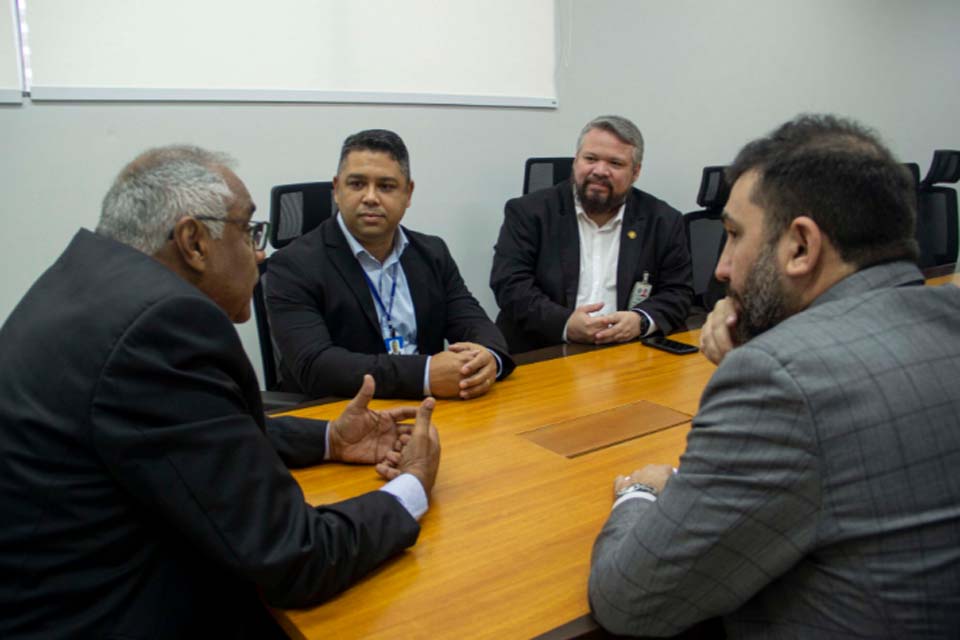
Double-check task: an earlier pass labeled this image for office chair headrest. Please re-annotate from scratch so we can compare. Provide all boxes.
[269,181,335,249]
[921,150,960,186]
[696,166,730,209]
[902,162,921,189]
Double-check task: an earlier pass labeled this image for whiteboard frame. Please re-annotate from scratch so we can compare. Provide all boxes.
[0,0,22,103]
[28,86,558,108]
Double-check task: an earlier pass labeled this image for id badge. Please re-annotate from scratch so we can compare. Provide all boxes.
[628,271,653,307]
[385,335,405,355]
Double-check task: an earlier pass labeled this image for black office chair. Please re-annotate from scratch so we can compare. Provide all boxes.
[915,150,960,270]
[523,157,573,195]
[903,162,921,191]
[253,181,336,409]
[684,166,729,316]
[270,181,338,249]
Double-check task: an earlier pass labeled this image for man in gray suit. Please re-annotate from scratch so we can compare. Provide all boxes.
[589,115,960,637]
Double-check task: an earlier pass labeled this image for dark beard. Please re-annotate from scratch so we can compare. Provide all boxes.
[576,178,627,216]
[728,244,796,344]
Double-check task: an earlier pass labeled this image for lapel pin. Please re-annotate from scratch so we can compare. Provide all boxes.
[627,230,637,240]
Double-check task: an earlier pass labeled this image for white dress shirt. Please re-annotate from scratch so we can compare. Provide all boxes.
[563,187,656,341]
[574,199,624,315]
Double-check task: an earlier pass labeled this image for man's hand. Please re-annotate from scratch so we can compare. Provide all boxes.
[593,311,643,344]
[612,464,675,499]
[377,397,441,494]
[328,374,418,464]
[449,342,497,400]
[428,350,474,398]
[564,302,607,344]
[700,297,739,365]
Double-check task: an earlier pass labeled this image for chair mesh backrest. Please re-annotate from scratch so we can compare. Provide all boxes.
[915,151,960,269]
[269,182,336,249]
[256,181,335,389]
[687,216,725,296]
[903,162,921,190]
[916,189,959,268]
[277,191,305,243]
[252,262,279,390]
[685,166,730,311]
[523,157,573,195]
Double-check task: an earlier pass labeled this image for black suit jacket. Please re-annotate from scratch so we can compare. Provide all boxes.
[490,181,694,353]
[0,230,419,639]
[265,217,515,399]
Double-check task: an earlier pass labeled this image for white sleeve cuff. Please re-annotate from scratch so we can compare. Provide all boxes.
[486,348,503,378]
[422,355,432,396]
[380,473,429,520]
[612,490,657,511]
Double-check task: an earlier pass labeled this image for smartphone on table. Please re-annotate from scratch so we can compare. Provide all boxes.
[641,336,699,355]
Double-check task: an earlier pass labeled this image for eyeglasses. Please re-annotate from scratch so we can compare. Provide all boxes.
[170,216,271,251]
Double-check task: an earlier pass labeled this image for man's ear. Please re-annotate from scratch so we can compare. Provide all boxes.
[782,215,823,278]
[170,217,211,274]
[631,162,642,183]
[404,179,415,207]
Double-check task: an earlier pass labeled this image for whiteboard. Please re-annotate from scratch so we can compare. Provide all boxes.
[26,0,557,107]
[0,0,21,103]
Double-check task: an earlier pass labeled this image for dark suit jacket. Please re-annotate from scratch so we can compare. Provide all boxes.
[490,181,694,353]
[265,217,515,399]
[0,230,419,639]
[589,261,960,637]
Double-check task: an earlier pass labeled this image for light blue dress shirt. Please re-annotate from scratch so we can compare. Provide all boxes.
[336,214,501,394]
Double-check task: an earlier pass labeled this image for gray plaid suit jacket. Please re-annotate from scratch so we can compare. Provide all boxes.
[589,260,960,638]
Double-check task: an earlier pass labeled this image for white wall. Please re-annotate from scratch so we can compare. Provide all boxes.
[1,0,958,386]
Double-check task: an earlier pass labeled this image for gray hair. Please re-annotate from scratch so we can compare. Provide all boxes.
[97,145,235,255]
[576,115,645,167]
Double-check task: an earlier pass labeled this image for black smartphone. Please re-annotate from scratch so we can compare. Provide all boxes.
[641,336,700,355]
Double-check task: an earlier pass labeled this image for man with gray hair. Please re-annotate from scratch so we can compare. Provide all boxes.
[0,145,441,638]
[491,115,693,353]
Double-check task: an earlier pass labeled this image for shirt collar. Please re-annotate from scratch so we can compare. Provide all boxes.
[336,212,409,266]
[572,183,625,229]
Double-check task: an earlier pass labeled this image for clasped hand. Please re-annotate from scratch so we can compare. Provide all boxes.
[567,303,643,345]
[429,342,497,400]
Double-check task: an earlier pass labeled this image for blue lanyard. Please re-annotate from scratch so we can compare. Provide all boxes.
[362,265,399,337]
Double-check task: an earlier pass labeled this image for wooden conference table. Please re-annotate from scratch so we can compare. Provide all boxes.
[924,270,960,287]
[271,268,957,638]
[271,330,717,639]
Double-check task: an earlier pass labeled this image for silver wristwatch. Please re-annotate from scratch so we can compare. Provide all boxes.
[615,482,659,499]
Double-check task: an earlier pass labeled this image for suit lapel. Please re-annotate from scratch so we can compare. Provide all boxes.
[324,221,382,338]
[617,191,645,309]
[399,234,436,349]
[558,183,581,307]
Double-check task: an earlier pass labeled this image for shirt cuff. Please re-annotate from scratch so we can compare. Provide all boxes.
[486,348,503,378]
[612,490,657,510]
[323,422,332,461]
[422,354,432,396]
[632,309,657,337]
[380,473,429,520]
[562,316,571,343]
